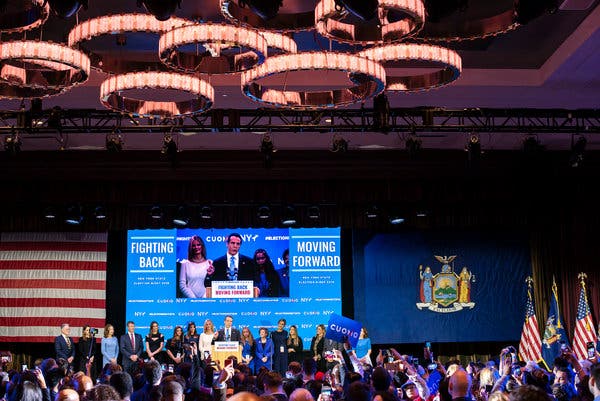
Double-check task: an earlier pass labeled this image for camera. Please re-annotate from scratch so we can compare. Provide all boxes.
[90,328,98,336]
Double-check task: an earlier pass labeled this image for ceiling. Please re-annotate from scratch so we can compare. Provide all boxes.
[0,0,599,151]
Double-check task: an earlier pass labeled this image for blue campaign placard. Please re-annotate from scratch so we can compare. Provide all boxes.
[326,313,362,347]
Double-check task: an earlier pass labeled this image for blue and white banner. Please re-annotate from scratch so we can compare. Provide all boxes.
[326,313,362,348]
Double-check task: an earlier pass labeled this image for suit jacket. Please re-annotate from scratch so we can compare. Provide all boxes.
[120,332,143,362]
[207,254,257,284]
[54,335,75,361]
[215,327,241,344]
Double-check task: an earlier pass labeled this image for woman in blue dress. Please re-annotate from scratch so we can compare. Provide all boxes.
[101,324,119,367]
[240,327,255,373]
[254,327,274,373]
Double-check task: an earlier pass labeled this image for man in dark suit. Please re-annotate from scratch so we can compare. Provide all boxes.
[214,315,241,344]
[54,323,75,366]
[206,233,257,288]
[120,320,143,374]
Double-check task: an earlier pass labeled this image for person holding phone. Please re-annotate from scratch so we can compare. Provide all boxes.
[255,327,274,373]
[241,327,255,373]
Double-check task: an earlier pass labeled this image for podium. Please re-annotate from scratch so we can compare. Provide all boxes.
[212,341,241,364]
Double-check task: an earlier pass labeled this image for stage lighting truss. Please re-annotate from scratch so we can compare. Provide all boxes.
[0,0,50,34]
[356,43,461,91]
[220,0,316,32]
[68,14,194,74]
[159,23,269,74]
[315,0,425,45]
[100,71,214,117]
[241,52,386,109]
[0,41,90,95]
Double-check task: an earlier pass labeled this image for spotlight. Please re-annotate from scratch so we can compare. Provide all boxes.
[331,134,348,153]
[257,206,272,220]
[161,131,178,157]
[200,206,213,220]
[94,206,107,220]
[4,130,22,154]
[334,0,378,21]
[173,206,189,226]
[150,206,163,220]
[281,206,297,226]
[65,205,83,225]
[365,205,379,219]
[239,0,283,20]
[137,0,181,21]
[307,206,321,220]
[260,133,276,168]
[570,136,587,168]
[43,0,88,18]
[389,216,405,225]
[466,133,481,164]
[106,130,124,152]
[44,206,57,220]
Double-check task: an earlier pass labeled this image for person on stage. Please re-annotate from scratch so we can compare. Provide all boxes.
[310,324,326,373]
[255,327,274,373]
[241,327,256,373]
[278,249,290,297]
[145,321,165,364]
[206,233,257,285]
[214,315,241,343]
[101,324,119,367]
[54,323,75,368]
[166,326,184,369]
[353,327,372,367]
[271,319,288,375]
[119,321,143,375]
[179,236,214,298]
[286,325,303,364]
[200,319,217,360]
[184,321,200,362]
[254,249,282,298]
[76,325,96,377]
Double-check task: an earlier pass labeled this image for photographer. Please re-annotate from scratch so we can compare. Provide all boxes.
[76,326,97,380]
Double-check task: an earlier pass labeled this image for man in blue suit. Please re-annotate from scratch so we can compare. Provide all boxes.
[54,323,75,366]
[120,321,143,374]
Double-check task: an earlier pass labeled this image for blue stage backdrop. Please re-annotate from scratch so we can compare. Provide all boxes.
[126,227,341,347]
[353,230,531,344]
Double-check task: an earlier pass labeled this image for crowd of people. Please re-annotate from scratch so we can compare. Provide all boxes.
[2,317,599,401]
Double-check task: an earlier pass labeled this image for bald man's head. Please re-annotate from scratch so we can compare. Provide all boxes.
[74,375,94,396]
[57,389,80,401]
[449,369,472,399]
[290,388,315,401]
[229,392,261,401]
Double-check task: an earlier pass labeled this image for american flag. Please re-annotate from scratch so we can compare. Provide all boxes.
[572,279,597,361]
[0,232,107,342]
[519,281,542,362]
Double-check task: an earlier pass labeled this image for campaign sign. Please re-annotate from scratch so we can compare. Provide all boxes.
[211,281,254,298]
[325,313,362,348]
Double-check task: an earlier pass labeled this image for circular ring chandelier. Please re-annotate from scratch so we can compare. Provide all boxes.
[220,0,315,32]
[68,14,194,74]
[0,0,50,34]
[100,71,214,117]
[356,43,461,91]
[315,0,425,45]
[241,52,386,109]
[0,41,90,90]
[159,23,268,74]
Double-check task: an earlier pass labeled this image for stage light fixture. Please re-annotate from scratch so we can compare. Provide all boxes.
[389,215,405,224]
[334,0,378,21]
[43,0,87,18]
[173,206,189,226]
[257,206,272,220]
[106,130,124,152]
[138,0,181,21]
[239,0,283,20]
[570,135,587,168]
[150,206,163,220]
[307,206,321,220]
[44,206,57,220]
[366,205,379,219]
[4,130,21,154]
[281,206,297,226]
[331,134,348,153]
[64,205,83,225]
[94,206,107,220]
[161,132,178,156]
[466,133,481,164]
[260,133,276,168]
[200,206,213,220]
